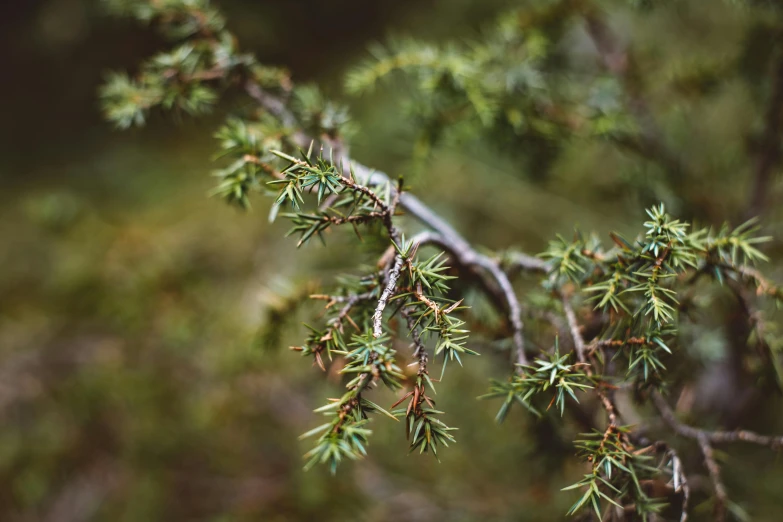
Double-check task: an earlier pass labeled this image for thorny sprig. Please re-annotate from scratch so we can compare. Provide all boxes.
[270,157,472,469]
[299,333,402,474]
[268,147,395,247]
[481,338,592,421]
[563,427,667,520]
[388,309,457,459]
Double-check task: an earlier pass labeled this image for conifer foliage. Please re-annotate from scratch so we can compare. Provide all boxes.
[102,1,783,520]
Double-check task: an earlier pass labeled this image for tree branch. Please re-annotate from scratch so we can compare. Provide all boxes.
[652,390,783,449]
[503,251,548,276]
[697,434,728,522]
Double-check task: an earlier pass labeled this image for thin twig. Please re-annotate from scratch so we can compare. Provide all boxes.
[652,390,783,449]
[697,434,727,522]
[654,386,780,520]
[560,291,618,426]
[561,294,586,364]
[403,307,427,371]
[666,446,690,522]
[329,291,374,332]
[340,174,390,213]
[373,254,404,338]
[504,251,548,276]
[316,211,389,226]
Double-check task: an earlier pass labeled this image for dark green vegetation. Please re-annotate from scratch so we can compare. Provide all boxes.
[4,0,783,521]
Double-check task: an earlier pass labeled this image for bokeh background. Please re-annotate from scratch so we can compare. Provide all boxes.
[2,0,783,521]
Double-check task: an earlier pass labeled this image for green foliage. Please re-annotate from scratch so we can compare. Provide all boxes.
[564,427,667,520]
[534,204,780,388]
[345,16,560,161]
[393,398,457,459]
[301,333,403,474]
[292,85,355,138]
[103,0,226,38]
[99,32,248,127]
[482,340,593,420]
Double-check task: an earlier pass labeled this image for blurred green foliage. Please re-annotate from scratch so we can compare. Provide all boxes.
[3,0,783,521]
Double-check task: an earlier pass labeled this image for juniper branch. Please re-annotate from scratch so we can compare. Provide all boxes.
[100,0,783,512]
[246,77,534,361]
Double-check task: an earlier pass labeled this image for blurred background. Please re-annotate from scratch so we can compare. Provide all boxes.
[2,0,783,521]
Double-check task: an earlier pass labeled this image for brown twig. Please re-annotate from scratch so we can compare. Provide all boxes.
[561,292,619,426]
[697,434,728,522]
[653,387,780,518]
[651,390,783,449]
[329,292,374,332]
[298,291,376,370]
[340,174,391,214]
[242,154,284,179]
[724,263,783,301]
